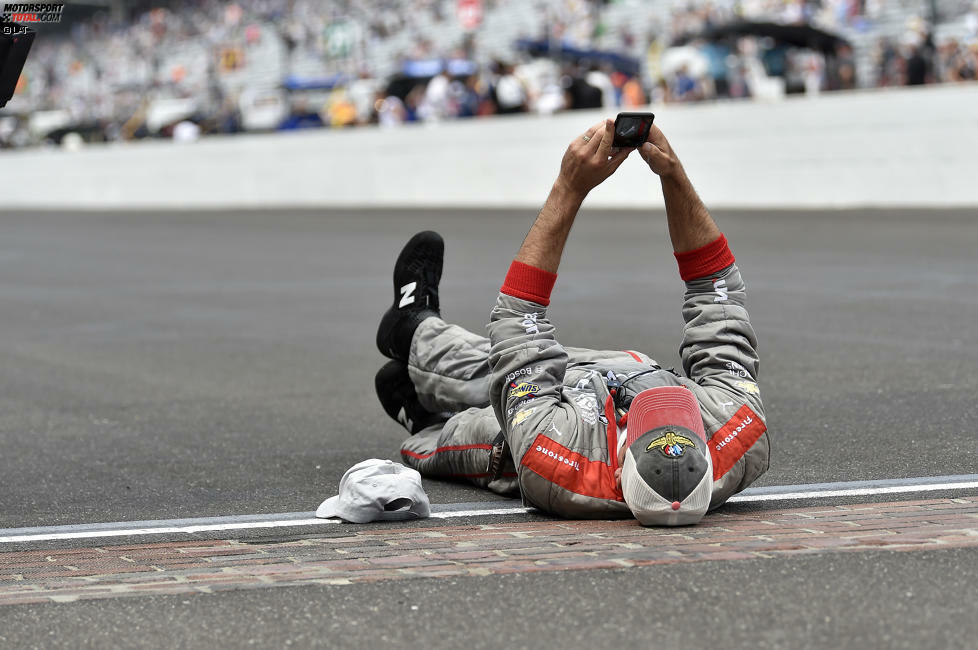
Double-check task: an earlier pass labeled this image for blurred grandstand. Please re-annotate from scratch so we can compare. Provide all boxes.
[0,0,976,148]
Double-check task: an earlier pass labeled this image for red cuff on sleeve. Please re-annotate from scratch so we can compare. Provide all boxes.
[674,234,735,282]
[501,260,558,306]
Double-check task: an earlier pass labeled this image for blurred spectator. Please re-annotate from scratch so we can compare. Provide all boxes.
[874,37,902,87]
[348,73,380,124]
[2,0,976,150]
[802,51,825,96]
[835,44,857,90]
[326,89,358,127]
[585,64,616,108]
[420,70,451,122]
[562,66,603,109]
[453,75,482,118]
[404,85,425,122]
[905,46,929,85]
[672,65,701,102]
[620,74,646,108]
[172,120,201,143]
[375,94,407,127]
[937,38,977,81]
[492,62,528,114]
[279,99,323,130]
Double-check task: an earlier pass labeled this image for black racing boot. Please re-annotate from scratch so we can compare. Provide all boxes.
[376,231,443,362]
[375,360,444,435]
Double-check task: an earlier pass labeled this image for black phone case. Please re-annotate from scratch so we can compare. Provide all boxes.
[613,112,655,147]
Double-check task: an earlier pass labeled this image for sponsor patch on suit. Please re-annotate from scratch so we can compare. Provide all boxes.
[509,381,540,399]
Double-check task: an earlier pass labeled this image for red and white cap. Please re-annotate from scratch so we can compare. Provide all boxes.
[620,386,713,526]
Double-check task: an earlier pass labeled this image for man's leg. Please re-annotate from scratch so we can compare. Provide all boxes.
[375,230,492,414]
[372,231,513,497]
[376,356,516,496]
[400,406,518,497]
[375,230,647,425]
[376,231,643,412]
[409,316,491,413]
[375,359,450,435]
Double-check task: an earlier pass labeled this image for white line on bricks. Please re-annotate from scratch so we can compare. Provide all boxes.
[1,475,974,544]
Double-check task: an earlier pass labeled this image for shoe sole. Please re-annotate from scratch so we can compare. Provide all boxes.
[375,359,441,434]
[376,306,405,360]
[375,359,411,421]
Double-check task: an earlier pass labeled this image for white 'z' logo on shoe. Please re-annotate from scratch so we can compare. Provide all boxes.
[399,282,417,308]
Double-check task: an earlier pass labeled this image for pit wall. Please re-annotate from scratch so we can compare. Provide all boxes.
[3,83,977,210]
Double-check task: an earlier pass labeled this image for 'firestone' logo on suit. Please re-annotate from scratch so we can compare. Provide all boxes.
[534,443,581,471]
[714,414,754,452]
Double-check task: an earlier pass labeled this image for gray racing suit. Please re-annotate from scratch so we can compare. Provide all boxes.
[400,235,769,518]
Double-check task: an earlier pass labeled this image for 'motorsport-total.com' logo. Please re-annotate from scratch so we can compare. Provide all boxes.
[1,3,64,25]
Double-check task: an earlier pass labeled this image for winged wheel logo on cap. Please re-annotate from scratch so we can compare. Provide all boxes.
[646,430,697,458]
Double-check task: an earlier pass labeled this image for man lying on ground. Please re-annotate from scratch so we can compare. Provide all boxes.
[374,119,770,526]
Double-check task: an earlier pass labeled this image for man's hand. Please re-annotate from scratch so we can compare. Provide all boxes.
[638,124,682,179]
[555,119,632,201]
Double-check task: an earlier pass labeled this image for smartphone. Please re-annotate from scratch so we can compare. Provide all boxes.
[613,112,655,148]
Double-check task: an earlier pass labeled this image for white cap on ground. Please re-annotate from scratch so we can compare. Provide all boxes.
[316,459,431,523]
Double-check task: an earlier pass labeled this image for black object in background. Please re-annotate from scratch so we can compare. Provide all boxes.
[0,22,35,108]
[613,112,655,148]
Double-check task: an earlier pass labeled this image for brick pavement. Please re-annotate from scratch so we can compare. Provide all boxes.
[1,496,976,606]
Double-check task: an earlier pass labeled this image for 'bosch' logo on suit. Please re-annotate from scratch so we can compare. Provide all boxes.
[506,365,542,382]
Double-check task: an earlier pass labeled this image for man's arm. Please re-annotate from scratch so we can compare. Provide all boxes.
[490,118,633,417]
[639,124,720,254]
[514,119,631,273]
[639,124,767,489]
[484,120,634,510]
[639,124,760,401]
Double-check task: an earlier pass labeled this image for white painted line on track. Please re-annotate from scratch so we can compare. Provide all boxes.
[429,507,530,519]
[0,509,533,544]
[727,481,978,503]
[1,475,974,544]
[0,520,328,544]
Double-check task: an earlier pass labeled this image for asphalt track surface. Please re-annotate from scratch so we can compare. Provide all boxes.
[1,207,976,647]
